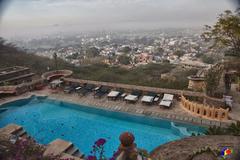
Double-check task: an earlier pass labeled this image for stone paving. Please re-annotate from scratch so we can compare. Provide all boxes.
[31,89,233,127]
[0,88,235,127]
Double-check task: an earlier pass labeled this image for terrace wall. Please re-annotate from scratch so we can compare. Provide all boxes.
[181,95,229,121]
[42,70,73,81]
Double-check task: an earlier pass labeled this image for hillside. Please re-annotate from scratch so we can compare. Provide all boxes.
[0,38,197,89]
[0,38,74,75]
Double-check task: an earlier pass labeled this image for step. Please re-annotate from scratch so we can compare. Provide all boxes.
[73,150,85,158]
[11,126,23,135]
[21,132,29,139]
[65,146,79,155]
[15,129,26,137]
[64,143,74,153]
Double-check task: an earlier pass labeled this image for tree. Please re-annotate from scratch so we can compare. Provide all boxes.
[201,55,215,64]
[205,121,240,136]
[53,52,58,70]
[120,46,132,54]
[174,50,185,58]
[118,54,131,65]
[86,47,100,57]
[154,47,164,56]
[227,121,240,136]
[205,126,225,135]
[205,64,224,97]
[202,10,240,56]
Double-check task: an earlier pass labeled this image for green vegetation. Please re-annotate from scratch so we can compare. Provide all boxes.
[205,121,240,136]
[0,137,59,160]
[0,38,74,75]
[201,55,215,64]
[0,38,196,90]
[202,10,240,57]
[205,64,224,97]
[86,46,100,58]
[119,46,132,54]
[174,50,185,58]
[73,63,196,89]
[118,54,131,65]
[53,52,58,70]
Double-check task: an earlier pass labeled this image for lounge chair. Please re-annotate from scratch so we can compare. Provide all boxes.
[75,86,82,92]
[141,92,157,105]
[108,88,124,100]
[93,86,102,93]
[159,94,174,108]
[78,84,96,96]
[94,86,111,98]
[63,86,75,94]
[125,90,142,103]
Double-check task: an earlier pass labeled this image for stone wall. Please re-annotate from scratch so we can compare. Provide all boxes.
[42,70,73,81]
[150,135,240,160]
[181,95,229,121]
[188,79,205,91]
[63,78,204,97]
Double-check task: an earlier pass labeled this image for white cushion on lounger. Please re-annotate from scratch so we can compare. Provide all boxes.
[159,100,172,107]
[141,96,154,103]
[154,97,159,102]
[94,87,100,91]
[125,95,138,101]
[75,87,81,90]
[162,94,174,101]
[108,91,120,98]
[121,93,127,98]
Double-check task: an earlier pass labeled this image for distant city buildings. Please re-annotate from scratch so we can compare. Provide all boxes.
[13,29,220,69]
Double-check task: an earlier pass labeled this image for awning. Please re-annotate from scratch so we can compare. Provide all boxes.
[141,96,154,103]
[125,95,138,101]
[108,91,120,98]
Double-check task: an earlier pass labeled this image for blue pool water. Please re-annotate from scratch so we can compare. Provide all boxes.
[0,96,205,156]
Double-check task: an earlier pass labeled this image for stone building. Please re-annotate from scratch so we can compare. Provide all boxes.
[0,66,35,86]
[188,69,206,91]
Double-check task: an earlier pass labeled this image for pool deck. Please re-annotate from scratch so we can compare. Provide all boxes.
[0,88,236,127]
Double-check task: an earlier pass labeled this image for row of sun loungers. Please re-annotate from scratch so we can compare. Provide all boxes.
[63,84,174,108]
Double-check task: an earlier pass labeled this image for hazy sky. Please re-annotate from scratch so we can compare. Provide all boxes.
[0,0,236,38]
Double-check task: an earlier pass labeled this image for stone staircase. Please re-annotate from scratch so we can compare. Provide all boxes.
[0,124,29,139]
[11,126,29,139]
[0,124,84,160]
[44,139,84,159]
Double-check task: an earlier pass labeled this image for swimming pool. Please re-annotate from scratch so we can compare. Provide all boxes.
[0,96,205,156]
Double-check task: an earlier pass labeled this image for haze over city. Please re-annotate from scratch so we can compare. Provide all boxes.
[0,0,237,38]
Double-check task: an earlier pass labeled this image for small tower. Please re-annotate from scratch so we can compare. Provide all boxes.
[188,69,206,91]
